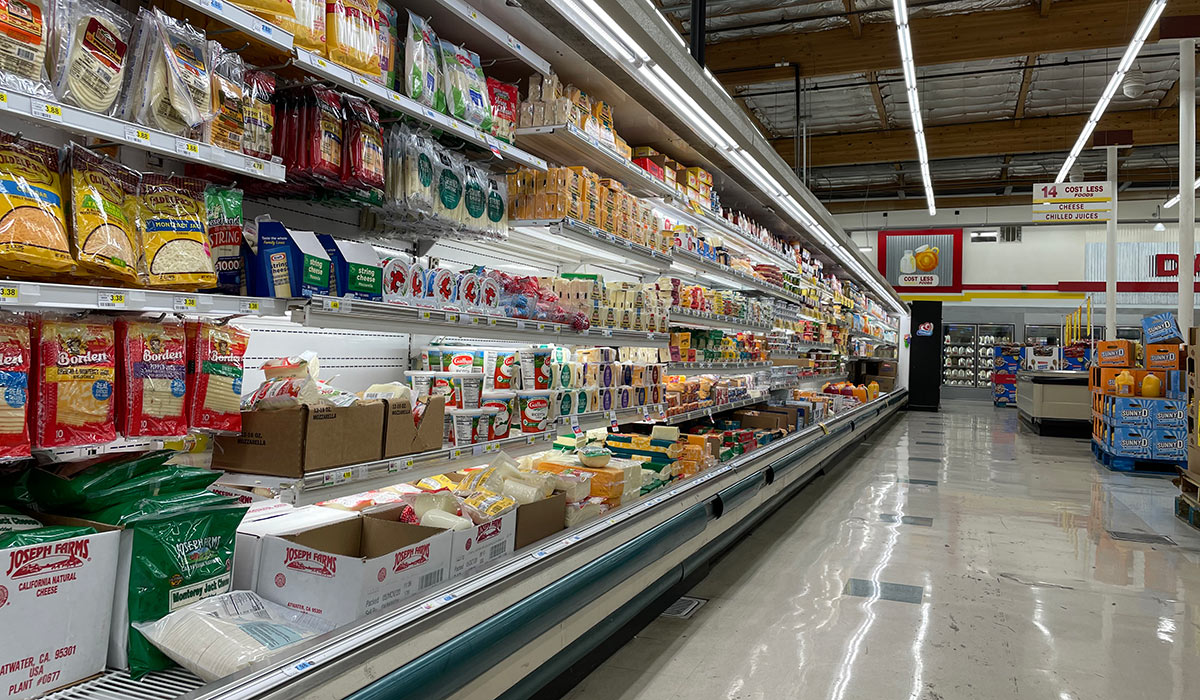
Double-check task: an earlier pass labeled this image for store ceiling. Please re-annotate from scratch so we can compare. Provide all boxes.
[661,0,1200,212]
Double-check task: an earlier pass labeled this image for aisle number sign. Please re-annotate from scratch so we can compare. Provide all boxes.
[1032,182,1112,222]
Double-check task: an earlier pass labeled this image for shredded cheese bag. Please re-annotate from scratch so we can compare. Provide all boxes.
[68,144,140,284]
[187,321,247,433]
[0,312,30,462]
[325,0,379,75]
[137,174,216,289]
[0,132,73,275]
[32,316,116,448]
[117,317,186,437]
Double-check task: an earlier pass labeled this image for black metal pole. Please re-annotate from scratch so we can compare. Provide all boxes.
[690,0,706,66]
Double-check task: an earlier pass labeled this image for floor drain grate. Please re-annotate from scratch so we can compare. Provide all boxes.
[661,596,708,619]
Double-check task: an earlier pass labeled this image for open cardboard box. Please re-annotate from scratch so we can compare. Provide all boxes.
[515,493,567,550]
[383,395,446,458]
[213,401,386,477]
[256,507,453,625]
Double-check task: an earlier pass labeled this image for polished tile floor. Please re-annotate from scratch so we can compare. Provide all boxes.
[566,399,1200,700]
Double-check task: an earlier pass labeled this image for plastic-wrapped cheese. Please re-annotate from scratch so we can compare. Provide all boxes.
[420,508,472,530]
[500,478,543,505]
[408,491,457,519]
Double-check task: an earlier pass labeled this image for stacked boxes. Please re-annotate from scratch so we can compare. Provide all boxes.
[992,345,1019,405]
[1093,395,1187,460]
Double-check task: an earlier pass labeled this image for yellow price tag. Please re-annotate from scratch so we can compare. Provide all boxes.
[316,57,327,68]
[45,104,61,117]
[357,76,370,88]
[0,286,17,301]
[134,129,149,142]
[174,296,197,311]
[0,91,7,103]
[327,299,341,311]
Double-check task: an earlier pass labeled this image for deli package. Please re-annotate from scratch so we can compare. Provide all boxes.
[0,132,74,276]
[117,317,188,437]
[0,312,31,462]
[186,320,248,433]
[32,315,117,449]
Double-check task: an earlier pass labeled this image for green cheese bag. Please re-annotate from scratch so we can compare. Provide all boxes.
[124,502,248,678]
[28,450,178,509]
[91,490,238,526]
[0,525,96,549]
[0,504,39,532]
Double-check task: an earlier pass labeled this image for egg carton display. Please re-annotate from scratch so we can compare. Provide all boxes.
[944,356,975,368]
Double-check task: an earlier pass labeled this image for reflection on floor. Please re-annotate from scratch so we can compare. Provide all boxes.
[564,399,1200,700]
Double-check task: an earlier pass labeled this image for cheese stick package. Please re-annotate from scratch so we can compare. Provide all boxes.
[0,132,74,276]
[403,11,438,110]
[260,0,324,51]
[51,0,133,114]
[326,0,379,75]
[187,321,247,433]
[32,315,116,448]
[341,94,384,191]
[117,317,187,437]
[67,143,141,284]
[137,174,217,289]
[205,186,243,295]
[0,312,31,462]
[0,0,51,96]
[204,40,245,153]
[242,69,275,160]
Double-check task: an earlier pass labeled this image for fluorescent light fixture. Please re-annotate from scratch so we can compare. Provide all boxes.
[636,64,737,150]
[1055,0,1166,182]
[859,246,872,253]
[892,0,936,215]
[1164,177,1200,208]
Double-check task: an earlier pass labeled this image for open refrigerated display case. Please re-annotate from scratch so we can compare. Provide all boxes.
[0,0,910,697]
[943,323,978,387]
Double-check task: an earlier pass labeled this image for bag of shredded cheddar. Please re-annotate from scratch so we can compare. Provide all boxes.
[137,174,216,289]
[187,321,247,433]
[459,489,516,524]
[32,315,117,448]
[117,317,187,437]
[0,132,74,275]
[67,143,140,284]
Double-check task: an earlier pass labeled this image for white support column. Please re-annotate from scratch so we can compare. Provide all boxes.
[1180,38,1196,331]
[1106,145,1118,338]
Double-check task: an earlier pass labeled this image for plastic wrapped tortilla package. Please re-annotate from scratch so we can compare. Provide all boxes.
[135,591,334,682]
[0,0,51,96]
[51,0,134,114]
[403,11,438,109]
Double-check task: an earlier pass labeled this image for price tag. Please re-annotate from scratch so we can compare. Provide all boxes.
[315,56,328,68]
[526,435,537,445]
[245,157,266,173]
[580,329,589,336]
[487,317,497,326]
[32,99,62,122]
[388,91,403,103]
[208,0,223,10]
[570,415,582,437]
[322,298,342,312]
[516,320,526,330]
[239,299,261,313]
[469,316,483,325]
[259,22,274,36]
[444,311,459,323]
[323,469,354,485]
[356,76,371,88]
[0,286,19,303]
[124,126,151,145]
[601,329,613,338]
[608,410,619,430]
[97,291,125,308]
[175,140,200,159]
[536,321,546,331]
[484,135,502,158]
[418,309,431,320]
[0,91,7,104]
[172,296,197,311]
[483,442,500,454]
[450,448,466,459]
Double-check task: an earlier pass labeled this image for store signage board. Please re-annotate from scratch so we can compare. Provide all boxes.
[1032,181,1112,222]
[876,229,962,294]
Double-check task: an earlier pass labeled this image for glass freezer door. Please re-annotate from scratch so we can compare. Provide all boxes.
[943,323,977,387]
[977,324,1015,386]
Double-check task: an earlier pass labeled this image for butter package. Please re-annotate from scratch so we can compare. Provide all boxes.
[316,234,382,301]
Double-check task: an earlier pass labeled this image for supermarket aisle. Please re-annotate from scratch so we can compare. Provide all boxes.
[564,399,1200,700]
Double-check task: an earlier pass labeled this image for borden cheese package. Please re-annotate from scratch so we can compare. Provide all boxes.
[32,315,116,448]
[117,317,187,437]
[187,321,247,433]
[0,312,31,461]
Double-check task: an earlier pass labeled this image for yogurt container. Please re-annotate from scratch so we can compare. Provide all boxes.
[480,392,514,439]
[450,373,485,409]
[516,389,553,433]
[483,349,519,390]
[442,347,484,373]
[520,348,553,390]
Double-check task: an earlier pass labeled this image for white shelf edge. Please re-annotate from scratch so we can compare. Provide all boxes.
[432,0,552,74]
[182,0,294,51]
[509,218,673,272]
[512,124,673,197]
[0,280,289,316]
[669,308,772,333]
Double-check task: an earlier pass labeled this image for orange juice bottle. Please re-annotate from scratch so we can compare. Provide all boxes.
[1141,373,1162,398]
[868,380,880,399]
[1115,370,1135,396]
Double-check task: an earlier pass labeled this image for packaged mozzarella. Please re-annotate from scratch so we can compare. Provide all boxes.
[362,381,410,401]
[486,175,509,239]
[0,313,31,462]
[462,163,487,234]
[187,321,248,433]
[437,40,489,129]
[565,497,607,526]
[403,127,437,217]
[245,376,323,410]
[421,508,472,530]
[433,150,464,226]
[32,315,116,449]
[403,11,438,109]
[260,351,320,381]
[500,478,543,505]
[403,490,457,518]
[117,317,187,438]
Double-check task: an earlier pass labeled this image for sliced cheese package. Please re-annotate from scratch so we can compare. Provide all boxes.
[242,69,276,160]
[32,315,116,448]
[117,317,187,437]
[0,0,51,96]
[129,8,211,135]
[51,0,133,115]
[187,321,247,433]
[67,143,141,284]
[0,312,31,462]
[0,131,74,276]
[137,174,217,289]
[204,40,245,153]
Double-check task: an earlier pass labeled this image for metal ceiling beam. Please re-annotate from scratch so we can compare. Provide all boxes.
[825,189,1173,214]
[1157,51,1200,111]
[706,0,1199,85]
[775,107,1197,167]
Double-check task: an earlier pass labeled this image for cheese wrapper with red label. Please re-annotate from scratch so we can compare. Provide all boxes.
[0,312,31,461]
[187,321,247,433]
[33,316,116,448]
[117,318,187,437]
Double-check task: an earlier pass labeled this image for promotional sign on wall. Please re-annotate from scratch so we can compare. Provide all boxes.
[1032,182,1112,222]
[877,229,962,293]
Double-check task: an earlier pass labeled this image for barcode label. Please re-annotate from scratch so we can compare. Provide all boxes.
[418,569,444,589]
[489,543,509,559]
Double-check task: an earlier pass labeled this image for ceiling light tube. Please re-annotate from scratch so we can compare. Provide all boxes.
[577,0,651,62]
[1165,177,1200,208]
[555,0,637,64]
[893,0,936,215]
[1056,0,1165,181]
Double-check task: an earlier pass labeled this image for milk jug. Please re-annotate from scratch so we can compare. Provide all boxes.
[899,250,917,274]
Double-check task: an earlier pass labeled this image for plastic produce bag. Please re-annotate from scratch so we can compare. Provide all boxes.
[51,0,134,114]
[32,315,116,449]
[243,69,276,159]
[0,525,95,549]
[135,591,334,682]
[67,144,140,284]
[117,317,188,438]
[404,11,438,109]
[326,0,379,75]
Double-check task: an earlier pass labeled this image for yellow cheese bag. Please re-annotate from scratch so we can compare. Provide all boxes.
[136,174,216,289]
[0,132,73,275]
[67,144,140,284]
[326,0,379,75]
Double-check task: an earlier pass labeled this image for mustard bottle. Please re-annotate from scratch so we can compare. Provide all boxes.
[1115,370,1135,396]
[1141,373,1162,398]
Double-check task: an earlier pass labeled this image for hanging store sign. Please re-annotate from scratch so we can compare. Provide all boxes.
[877,229,962,293]
[1032,182,1112,222]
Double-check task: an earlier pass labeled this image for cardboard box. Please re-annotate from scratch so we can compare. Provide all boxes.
[514,493,567,550]
[1143,312,1183,344]
[866,375,896,392]
[1109,397,1155,426]
[1095,340,1136,367]
[758,404,800,431]
[451,511,516,580]
[0,516,119,700]
[257,511,452,625]
[733,409,789,431]
[250,222,331,298]
[213,402,387,477]
[1145,343,1185,370]
[1110,426,1153,458]
[1153,427,1186,461]
[1089,367,1167,395]
[316,235,383,301]
[383,395,446,458]
[234,506,360,590]
[1152,398,1186,428]
[1166,369,1186,399]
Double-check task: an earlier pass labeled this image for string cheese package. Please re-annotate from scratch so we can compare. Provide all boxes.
[204,40,245,153]
[433,149,464,227]
[403,11,438,110]
[403,126,436,218]
[137,174,217,289]
[229,0,295,23]
[277,0,325,51]
[0,0,51,96]
[242,69,275,159]
[133,9,211,135]
[51,0,133,114]
[187,321,247,433]
[32,315,116,448]
[374,1,397,88]
[325,0,379,75]
[486,174,508,239]
[67,143,140,284]
[341,94,384,191]
[116,317,186,437]
[0,132,74,276]
[205,186,243,294]
[461,162,487,234]
[437,40,490,129]
[0,312,30,462]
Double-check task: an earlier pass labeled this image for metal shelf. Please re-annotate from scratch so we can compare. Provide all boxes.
[512,124,674,197]
[663,393,766,424]
[294,296,669,347]
[294,48,546,172]
[850,329,898,346]
[671,248,805,304]
[0,280,289,316]
[657,199,797,271]
[401,0,551,74]
[669,308,772,333]
[666,360,772,375]
[509,218,673,273]
[183,0,293,51]
[0,88,285,182]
